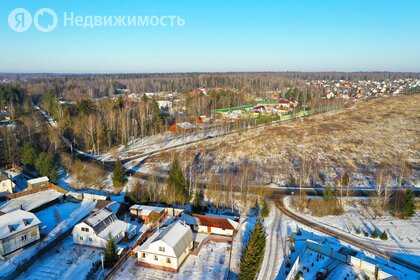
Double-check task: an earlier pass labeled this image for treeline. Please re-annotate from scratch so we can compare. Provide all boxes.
[4,72,420,100]
[41,93,163,152]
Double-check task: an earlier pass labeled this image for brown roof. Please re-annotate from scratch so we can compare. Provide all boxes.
[193,214,235,230]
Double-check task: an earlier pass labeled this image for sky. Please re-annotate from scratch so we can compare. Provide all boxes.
[1,0,420,73]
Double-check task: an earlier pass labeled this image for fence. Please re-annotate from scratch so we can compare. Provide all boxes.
[285,254,301,280]
[305,239,396,280]
[6,184,68,199]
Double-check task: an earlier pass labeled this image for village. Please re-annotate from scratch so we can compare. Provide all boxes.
[0,153,419,280]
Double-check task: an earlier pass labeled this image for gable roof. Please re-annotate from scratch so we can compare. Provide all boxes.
[135,221,193,258]
[194,214,239,231]
[0,210,41,239]
[84,208,117,234]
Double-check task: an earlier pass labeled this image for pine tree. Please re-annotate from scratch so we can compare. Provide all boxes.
[323,184,334,201]
[22,142,36,168]
[34,152,57,181]
[104,238,118,268]
[260,199,270,218]
[238,218,266,280]
[167,155,189,204]
[112,157,126,189]
[402,189,415,219]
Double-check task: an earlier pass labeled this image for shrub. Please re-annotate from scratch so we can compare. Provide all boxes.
[380,231,388,240]
[364,232,369,237]
[371,229,378,238]
[297,228,302,235]
[355,228,361,234]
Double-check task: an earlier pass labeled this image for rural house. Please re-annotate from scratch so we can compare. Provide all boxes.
[193,214,239,236]
[134,221,194,272]
[0,210,41,257]
[72,208,137,248]
[129,205,167,224]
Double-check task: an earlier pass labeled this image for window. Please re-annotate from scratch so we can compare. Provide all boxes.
[142,253,146,258]
[81,227,89,232]
[88,237,93,242]
[159,246,165,252]
[154,255,158,261]
[79,236,83,241]
[166,258,171,264]
[21,235,27,241]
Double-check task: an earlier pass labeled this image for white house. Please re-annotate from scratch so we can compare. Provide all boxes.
[0,210,41,257]
[134,221,194,272]
[194,214,239,236]
[72,208,137,248]
[0,172,14,197]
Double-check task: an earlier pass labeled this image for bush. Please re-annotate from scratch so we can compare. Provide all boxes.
[371,229,378,238]
[297,228,302,235]
[380,231,388,240]
[364,232,369,237]
[355,228,361,234]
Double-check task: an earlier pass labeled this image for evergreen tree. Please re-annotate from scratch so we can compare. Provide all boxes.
[35,152,57,181]
[238,218,266,280]
[112,157,126,189]
[22,142,36,168]
[260,198,270,218]
[193,189,201,209]
[167,155,189,204]
[104,238,118,268]
[402,189,416,219]
[323,184,335,201]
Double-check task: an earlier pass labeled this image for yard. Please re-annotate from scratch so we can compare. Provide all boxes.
[112,241,229,280]
[16,236,103,280]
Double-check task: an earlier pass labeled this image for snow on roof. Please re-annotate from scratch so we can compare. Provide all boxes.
[0,189,63,213]
[84,208,137,240]
[129,205,165,216]
[176,122,196,130]
[0,210,41,239]
[85,208,115,229]
[178,213,198,225]
[135,221,193,258]
[194,214,239,230]
[98,220,137,240]
[27,176,49,185]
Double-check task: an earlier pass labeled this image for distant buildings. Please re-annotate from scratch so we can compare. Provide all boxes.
[27,176,50,191]
[72,208,137,248]
[134,221,193,272]
[0,210,41,257]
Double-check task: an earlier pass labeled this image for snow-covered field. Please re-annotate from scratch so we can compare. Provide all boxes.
[36,202,82,235]
[284,197,420,264]
[0,201,95,279]
[112,241,229,280]
[16,236,102,280]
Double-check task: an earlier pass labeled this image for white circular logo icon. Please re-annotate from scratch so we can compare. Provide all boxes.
[34,8,58,33]
[8,8,32,32]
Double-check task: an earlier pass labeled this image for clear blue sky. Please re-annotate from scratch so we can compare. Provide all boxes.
[1,0,419,73]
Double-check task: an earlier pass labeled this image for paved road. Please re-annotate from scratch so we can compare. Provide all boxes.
[273,196,420,274]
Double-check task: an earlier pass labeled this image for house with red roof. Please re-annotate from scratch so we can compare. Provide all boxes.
[193,214,239,236]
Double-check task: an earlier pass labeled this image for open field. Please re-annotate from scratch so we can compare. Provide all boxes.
[144,95,420,188]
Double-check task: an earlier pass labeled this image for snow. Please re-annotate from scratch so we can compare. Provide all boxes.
[284,196,420,264]
[113,241,229,280]
[27,176,49,185]
[0,189,64,213]
[0,210,40,239]
[15,236,103,280]
[35,202,82,235]
[0,201,95,279]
